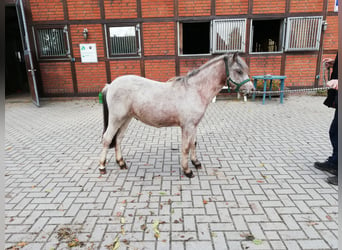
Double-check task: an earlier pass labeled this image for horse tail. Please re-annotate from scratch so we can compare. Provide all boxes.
[102,84,116,148]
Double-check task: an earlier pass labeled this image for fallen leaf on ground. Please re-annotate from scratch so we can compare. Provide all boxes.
[120,217,125,224]
[17,242,28,247]
[112,236,120,250]
[241,233,255,241]
[68,239,81,247]
[253,239,263,245]
[153,220,160,238]
[326,215,333,221]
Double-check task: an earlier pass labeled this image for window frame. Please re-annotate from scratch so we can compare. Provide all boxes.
[105,23,141,59]
[284,16,323,52]
[249,18,286,54]
[177,21,212,56]
[212,18,247,54]
[34,25,70,60]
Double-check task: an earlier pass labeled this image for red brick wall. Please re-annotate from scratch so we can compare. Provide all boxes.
[253,0,286,13]
[104,0,137,19]
[40,62,74,94]
[323,16,338,50]
[178,0,211,16]
[145,60,176,82]
[285,55,318,87]
[70,24,104,59]
[110,61,141,81]
[141,0,174,17]
[75,62,106,93]
[216,0,248,15]
[179,58,210,76]
[143,22,175,56]
[30,0,64,21]
[67,0,101,20]
[289,0,323,12]
[249,56,282,76]
[327,0,338,11]
[27,0,338,96]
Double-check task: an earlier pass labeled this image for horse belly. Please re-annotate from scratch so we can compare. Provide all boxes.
[132,104,181,128]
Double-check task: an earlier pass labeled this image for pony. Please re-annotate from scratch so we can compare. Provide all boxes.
[99,52,254,178]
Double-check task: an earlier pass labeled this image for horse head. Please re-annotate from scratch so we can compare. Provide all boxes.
[224,52,255,95]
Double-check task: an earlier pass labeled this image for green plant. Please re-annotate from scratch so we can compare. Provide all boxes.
[255,79,280,91]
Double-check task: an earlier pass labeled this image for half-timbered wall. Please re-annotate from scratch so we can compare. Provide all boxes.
[7,0,339,96]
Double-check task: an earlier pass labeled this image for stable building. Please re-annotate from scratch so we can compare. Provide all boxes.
[5,0,339,106]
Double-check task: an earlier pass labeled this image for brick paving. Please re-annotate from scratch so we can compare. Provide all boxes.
[5,95,338,249]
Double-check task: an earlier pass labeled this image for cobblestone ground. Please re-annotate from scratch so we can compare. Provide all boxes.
[5,96,338,250]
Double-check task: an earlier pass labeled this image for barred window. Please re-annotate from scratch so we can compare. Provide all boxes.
[212,19,246,53]
[36,26,69,58]
[285,16,323,51]
[108,25,140,57]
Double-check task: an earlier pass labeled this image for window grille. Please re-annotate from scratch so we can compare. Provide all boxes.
[36,27,68,57]
[285,16,323,51]
[212,19,246,53]
[109,25,140,56]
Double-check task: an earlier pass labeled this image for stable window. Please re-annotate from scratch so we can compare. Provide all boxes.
[250,19,284,53]
[107,25,140,57]
[212,19,246,53]
[179,22,210,55]
[285,16,323,51]
[35,26,69,58]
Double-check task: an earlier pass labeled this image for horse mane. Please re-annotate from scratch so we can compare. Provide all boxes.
[187,54,228,78]
[167,54,229,86]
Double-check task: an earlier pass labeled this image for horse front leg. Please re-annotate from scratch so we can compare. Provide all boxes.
[190,140,202,169]
[181,126,196,178]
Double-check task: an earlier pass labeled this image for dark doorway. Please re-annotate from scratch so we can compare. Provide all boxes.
[251,20,283,53]
[182,22,210,55]
[5,6,29,96]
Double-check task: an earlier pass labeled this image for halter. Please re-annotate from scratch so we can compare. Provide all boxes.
[224,56,251,93]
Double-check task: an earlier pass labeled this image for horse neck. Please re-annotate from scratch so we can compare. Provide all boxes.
[190,59,226,104]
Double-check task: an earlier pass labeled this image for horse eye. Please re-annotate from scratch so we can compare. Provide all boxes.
[236,70,243,75]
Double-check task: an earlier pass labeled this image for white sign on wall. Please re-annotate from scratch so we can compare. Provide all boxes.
[80,43,98,63]
[335,0,338,12]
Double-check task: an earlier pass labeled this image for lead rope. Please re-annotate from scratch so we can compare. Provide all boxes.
[251,87,329,96]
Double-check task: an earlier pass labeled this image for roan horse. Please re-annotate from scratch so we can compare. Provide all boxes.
[99,53,254,178]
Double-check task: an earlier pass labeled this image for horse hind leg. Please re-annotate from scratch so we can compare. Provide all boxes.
[115,118,132,170]
[99,122,121,174]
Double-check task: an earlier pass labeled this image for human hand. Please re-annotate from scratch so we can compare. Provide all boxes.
[322,58,335,69]
[327,79,338,90]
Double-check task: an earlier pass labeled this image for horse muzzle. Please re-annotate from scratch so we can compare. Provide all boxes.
[240,81,255,96]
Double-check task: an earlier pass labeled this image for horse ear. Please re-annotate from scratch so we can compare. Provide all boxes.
[233,52,239,62]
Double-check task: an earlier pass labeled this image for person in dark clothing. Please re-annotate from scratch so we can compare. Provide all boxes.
[314,53,338,185]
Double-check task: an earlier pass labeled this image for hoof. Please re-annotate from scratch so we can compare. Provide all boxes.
[99,168,107,175]
[117,158,128,169]
[119,163,128,170]
[192,160,202,169]
[184,170,195,178]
